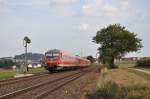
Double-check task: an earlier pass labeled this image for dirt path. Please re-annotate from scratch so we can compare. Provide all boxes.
[130,68,150,74]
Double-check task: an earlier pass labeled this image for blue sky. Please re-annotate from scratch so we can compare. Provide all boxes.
[0,0,150,57]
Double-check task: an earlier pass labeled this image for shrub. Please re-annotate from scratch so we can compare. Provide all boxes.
[0,59,16,68]
[136,59,150,68]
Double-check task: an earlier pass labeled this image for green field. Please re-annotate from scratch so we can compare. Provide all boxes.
[0,67,48,80]
[0,69,16,79]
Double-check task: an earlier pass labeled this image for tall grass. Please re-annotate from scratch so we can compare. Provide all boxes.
[86,68,150,99]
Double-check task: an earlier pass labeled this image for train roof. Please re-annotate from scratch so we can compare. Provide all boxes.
[46,49,61,53]
[45,49,89,60]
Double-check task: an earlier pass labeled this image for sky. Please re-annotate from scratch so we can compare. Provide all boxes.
[0,0,150,57]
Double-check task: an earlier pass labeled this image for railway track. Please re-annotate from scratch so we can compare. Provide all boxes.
[0,69,83,96]
[0,69,78,87]
[0,68,91,99]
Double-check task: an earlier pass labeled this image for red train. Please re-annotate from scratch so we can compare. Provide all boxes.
[43,49,90,72]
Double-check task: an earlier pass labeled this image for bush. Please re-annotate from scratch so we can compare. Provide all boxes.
[0,59,16,68]
[136,59,150,68]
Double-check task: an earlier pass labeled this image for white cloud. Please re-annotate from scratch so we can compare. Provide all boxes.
[103,4,118,17]
[49,0,78,6]
[78,23,100,34]
[82,4,95,15]
[0,0,78,8]
[82,0,101,16]
[50,7,75,17]
[50,0,78,5]
[121,0,129,8]
[0,0,78,17]
[81,0,139,20]
[0,0,51,7]
[79,23,89,31]
[82,0,119,18]
[49,0,79,16]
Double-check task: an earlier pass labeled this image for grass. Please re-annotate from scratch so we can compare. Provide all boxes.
[127,68,150,81]
[0,69,16,80]
[86,79,150,99]
[116,60,137,65]
[0,67,48,80]
[27,67,48,74]
[86,64,150,99]
[118,61,150,81]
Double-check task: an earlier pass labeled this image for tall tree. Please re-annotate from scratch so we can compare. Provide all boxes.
[93,24,142,68]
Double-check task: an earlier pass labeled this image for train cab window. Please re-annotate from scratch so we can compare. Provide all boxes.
[52,53,59,60]
[46,53,59,60]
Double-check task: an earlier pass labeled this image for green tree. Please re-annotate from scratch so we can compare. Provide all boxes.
[87,56,95,63]
[93,24,142,68]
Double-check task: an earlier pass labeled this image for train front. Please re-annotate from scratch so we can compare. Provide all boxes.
[43,49,62,71]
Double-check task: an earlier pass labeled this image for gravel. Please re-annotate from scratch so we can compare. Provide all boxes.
[44,67,99,99]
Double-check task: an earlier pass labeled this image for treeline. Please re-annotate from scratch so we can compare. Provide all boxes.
[0,59,16,68]
[14,53,44,61]
[136,59,150,68]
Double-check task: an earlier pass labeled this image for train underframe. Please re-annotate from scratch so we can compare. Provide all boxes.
[45,65,87,72]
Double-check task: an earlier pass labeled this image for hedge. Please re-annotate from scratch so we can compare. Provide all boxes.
[136,59,150,68]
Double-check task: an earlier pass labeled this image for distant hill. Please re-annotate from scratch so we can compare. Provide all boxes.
[14,53,44,61]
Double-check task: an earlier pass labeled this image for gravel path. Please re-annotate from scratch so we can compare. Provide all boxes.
[131,68,150,74]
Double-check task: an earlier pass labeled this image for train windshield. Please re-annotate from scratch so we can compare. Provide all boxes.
[45,53,59,60]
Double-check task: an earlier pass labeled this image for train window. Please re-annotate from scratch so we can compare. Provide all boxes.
[46,53,59,60]
[46,53,52,57]
[53,53,59,56]
[52,56,58,60]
